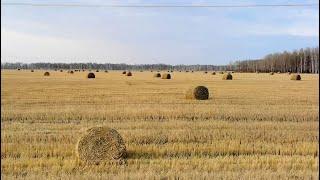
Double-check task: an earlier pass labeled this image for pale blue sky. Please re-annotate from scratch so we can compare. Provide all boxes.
[1,0,319,65]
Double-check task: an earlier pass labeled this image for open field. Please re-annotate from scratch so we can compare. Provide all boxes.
[1,70,319,179]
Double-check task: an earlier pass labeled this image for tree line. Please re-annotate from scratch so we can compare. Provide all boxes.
[1,47,318,73]
[232,47,319,73]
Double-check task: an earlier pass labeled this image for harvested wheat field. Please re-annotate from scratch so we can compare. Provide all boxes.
[1,70,319,179]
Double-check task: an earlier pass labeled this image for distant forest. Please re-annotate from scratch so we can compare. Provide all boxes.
[1,47,319,73]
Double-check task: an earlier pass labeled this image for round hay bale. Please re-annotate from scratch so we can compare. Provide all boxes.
[140,70,143,72]
[270,72,274,75]
[105,70,108,73]
[44,72,50,76]
[154,73,161,78]
[290,74,301,80]
[171,70,173,72]
[288,72,291,75]
[186,86,209,100]
[186,70,189,72]
[87,72,95,79]
[69,70,74,74]
[96,70,99,72]
[54,69,57,71]
[191,71,194,73]
[212,72,216,75]
[126,72,132,76]
[60,70,63,72]
[31,69,34,72]
[204,71,208,74]
[122,71,126,74]
[17,68,21,71]
[162,73,171,79]
[76,127,126,164]
[219,71,224,74]
[222,73,232,80]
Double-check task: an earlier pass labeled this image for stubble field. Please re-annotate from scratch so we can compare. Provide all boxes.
[1,70,319,179]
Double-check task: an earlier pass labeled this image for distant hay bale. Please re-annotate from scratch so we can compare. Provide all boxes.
[191,71,194,73]
[167,70,170,72]
[17,68,21,71]
[96,70,99,72]
[126,72,132,76]
[186,86,209,100]
[150,70,153,72]
[290,74,301,80]
[140,70,143,72]
[122,71,126,74]
[31,70,34,72]
[219,71,224,74]
[44,72,50,76]
[161,73,171,79]
[154,73,161,78]
[171,70,173,72]
[76,127,127,164]
[60,70,63,72]
[54,69,57,71]
[186,70,189,72]
[231,71,234,73]
[69,71,74,74]
[87,72,95,79]
[270,72,274,75]
[82,69,85,72]
[212,72,216,75]
[288,72,291,75]
[105,70,108,73]
[222,73,232,80]
[204,71,208,74]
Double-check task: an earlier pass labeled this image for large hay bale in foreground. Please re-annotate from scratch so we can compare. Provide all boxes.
[44,72,50,76]
[222,73,232,80]
[186,86,209,100]
[77,127,127,164]
[291,74,301,80]
[87,72,95,79]
[154,73,161,78]
[161,73,171,79]
[126,72,132,76]
[270,72,274,75]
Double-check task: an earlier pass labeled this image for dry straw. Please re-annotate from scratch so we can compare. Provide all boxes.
[186,86,209,100]
[154,73,161,78]
[87,72,95,79]
[291,74,301,80]
[76,127,127,164]
[161,73,171,79]
[222,73,232,80]
[126,72,133,76]
[44,72,50,76]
